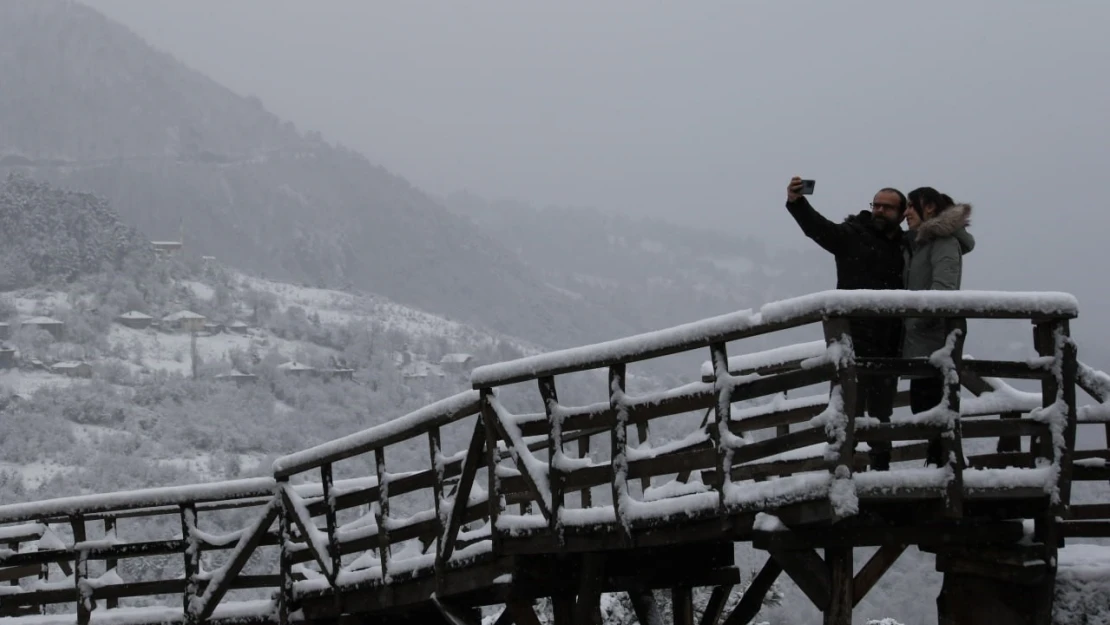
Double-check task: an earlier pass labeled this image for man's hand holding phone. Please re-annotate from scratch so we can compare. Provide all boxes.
[786,177,816,202]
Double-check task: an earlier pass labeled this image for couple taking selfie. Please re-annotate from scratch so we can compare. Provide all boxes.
[784,177,974,471]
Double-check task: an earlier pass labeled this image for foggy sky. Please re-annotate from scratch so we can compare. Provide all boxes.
[82,0,1110,312]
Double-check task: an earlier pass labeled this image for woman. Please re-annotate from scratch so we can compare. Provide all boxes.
[902,187,974,466]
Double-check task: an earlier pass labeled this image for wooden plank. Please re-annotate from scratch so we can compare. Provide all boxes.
[103,517,118,609]
[721,559,781,625]
[320,463,342,581]
[852,544,906,606]
[191,499,280,622]
[505,601,544,625]
[673,586,694,625]
[574,552,605,625]
[374,448,391,580]
[963,359,1053,380]
[628,589,664,625]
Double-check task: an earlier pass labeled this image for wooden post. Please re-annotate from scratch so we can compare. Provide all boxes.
[672,586,694,625]
[428,426,446,581]
[822,319,857,486]
[824,546,853,625]
[180,504,199,623]
[481,391,503,554]
[319,463,342,581]
[610,363,632,545]
[709,342,733,513]
[942,318,967,519]
[277,486,295,625]
[71,515,90,625]
[540,376,564,542]
[374,448,391,579]
[577,433,593,508]
[102,517,118,609]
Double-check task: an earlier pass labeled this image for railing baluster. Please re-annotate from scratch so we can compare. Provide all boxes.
[71,514,90,625]
[319,463,342,581]
[180,504,199,623]
[481,390,503,553]
[609,363,632,544]
[539,376,564,543]
[277,479,294,625]
[577,433,593,508]
[709,342,733,513]
[374,448,391,579]
[103,517,118,609]
[428,426,445,578]
[942,318,967,519]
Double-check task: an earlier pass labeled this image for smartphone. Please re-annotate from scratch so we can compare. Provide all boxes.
[800,179,816,195]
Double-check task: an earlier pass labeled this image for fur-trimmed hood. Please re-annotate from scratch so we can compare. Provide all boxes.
[914,203,973,246]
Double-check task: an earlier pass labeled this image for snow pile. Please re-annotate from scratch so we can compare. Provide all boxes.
[1054,544,1110,625]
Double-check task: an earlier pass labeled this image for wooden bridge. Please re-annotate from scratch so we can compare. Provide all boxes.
[2,290,1109,625]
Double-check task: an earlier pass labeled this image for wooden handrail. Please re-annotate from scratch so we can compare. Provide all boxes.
[471,290,1078,388]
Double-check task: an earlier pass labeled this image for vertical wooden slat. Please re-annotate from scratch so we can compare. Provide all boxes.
[442,416,488,563]
[374,448,391,579]
[700,584,733,625]
[1033,321,1060,559]
[942,318,967,519]
[822,319,857,473]
[102,517,118,609]
[709,342,732,512]
[180,504,199,623]
[539,376,564,541]
[577,434,593,508]
[71,515,90,625]
[636,421,652,493]
[609,363,632,545]
[428,426,445,580]
[1057,321,1079,512]
[319,463,342,579]
[481,391,503,554]
[277,480,294,625]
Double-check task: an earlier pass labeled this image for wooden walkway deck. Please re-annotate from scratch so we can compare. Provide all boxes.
[1,290,1108,625]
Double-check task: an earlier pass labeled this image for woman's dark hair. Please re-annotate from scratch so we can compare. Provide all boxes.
[908,187,955,219]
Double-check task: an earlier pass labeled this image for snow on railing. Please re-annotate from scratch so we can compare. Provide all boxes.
[471,290,1078,388]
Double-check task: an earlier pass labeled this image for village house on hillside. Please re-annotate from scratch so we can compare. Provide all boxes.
[152,241,183,257]
[277,360,316,377]
[215,370,258,386]
[21,316,65,339]
[228,320,250,335]
[52,361,92,378]
[0,322,9,341]
[162,310,206,332]
[116,310,154,330]
[439,353,475,375]
[0,344,15,369]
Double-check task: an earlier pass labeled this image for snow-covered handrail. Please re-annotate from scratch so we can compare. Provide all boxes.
[0,478,277,525]
[699,340,827,381]
[471,290,1078,388]
[273,390,481,478]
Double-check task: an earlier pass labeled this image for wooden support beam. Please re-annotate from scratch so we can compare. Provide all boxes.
[942,318,967,519]
[574,552,604,625]
[853,544,905,606]
[629,589,664,625]
[481,390,504,553]
[432,598,481,625]
[767,548,830,611]
[710,342,732,514]
[374,448,391,580]
[428,426,446,583]
[700,584,733,625]
[824,546,853,625]
[505,601,544,625]
[722,558,782,625]
[441,417,487,563]
[320,463,342,581]
[191,500,279,622]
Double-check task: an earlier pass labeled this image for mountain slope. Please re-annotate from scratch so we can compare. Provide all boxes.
[0,0,629,349]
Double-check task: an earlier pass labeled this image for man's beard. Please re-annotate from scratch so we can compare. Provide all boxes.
[869,215,899,235]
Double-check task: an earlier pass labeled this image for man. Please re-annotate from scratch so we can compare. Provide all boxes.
[784,176,906,471]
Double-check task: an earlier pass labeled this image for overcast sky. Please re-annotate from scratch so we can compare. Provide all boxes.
[81,0,1109,303]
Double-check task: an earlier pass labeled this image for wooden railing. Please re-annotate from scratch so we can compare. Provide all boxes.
[1,290,1107,624]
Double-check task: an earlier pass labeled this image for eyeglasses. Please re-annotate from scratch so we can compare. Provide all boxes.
[870,202,900,211]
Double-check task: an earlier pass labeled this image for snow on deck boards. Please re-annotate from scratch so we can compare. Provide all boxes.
[471,290,1078,387]
[0,600,274,625]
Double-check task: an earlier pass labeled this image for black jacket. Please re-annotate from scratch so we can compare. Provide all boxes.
[786,197,904,357]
